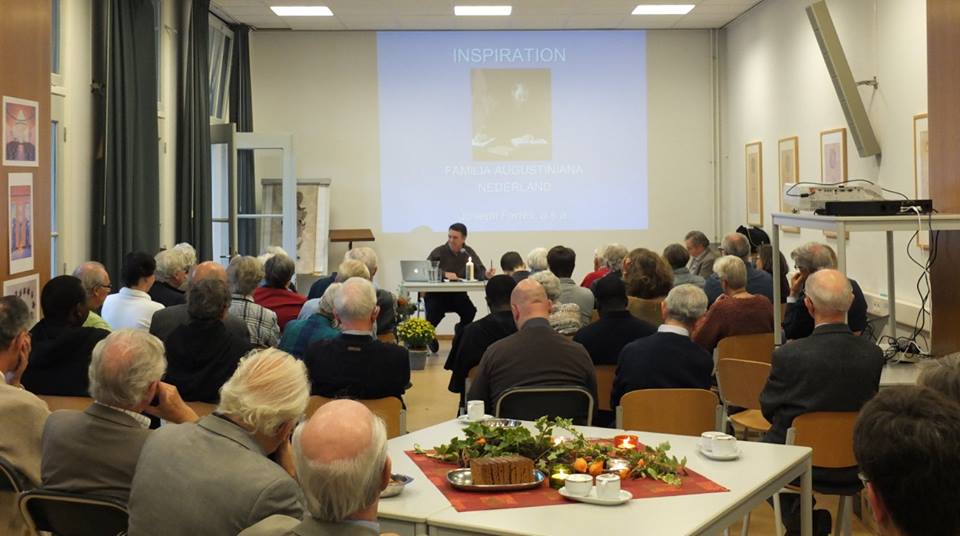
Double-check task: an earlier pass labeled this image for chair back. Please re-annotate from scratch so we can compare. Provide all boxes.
[19,489,128,536]
[0,454,31,493]
[494,386,594,426]
[39,395,93,412]
[186,401,217,418]
[616,389,720,435]
[594,365,616,412]
[306,395,406,438]
[716,359,771,410]
[787,412,859,468]
[377,332,397,344]
[464,366,480,395]
[716,332,775,364]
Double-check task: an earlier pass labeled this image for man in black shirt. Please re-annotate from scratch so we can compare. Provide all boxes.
[574,276,655,366]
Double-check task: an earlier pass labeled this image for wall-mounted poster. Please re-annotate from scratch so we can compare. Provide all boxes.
[745,141,763,226]
[778,136,800,233]
[820,128,847,184]
[9,173,34,274]
[3,96,40,167]
[914,113,929,249]
[3,273,39,326]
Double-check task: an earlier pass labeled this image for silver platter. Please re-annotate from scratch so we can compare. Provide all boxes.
[478,418,523,429]
[446,468,546,492]
[380,473,414,498]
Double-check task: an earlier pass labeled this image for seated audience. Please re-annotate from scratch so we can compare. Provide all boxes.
[531,270,582,335]
[574,276,655,366]
[548,245,595,326]
[0,296,49,535]
[445,275,518,404]
[228,255,281,347]
[527,247,549,274]
[149,248,189,307]
[500,251,530,281]
[279,283,341,359]
[254,253,307,330]
[589,243,629,294]
[164,278,253,402]
[685,230,717,278]
[21,276,110,396]
[40,330,198,502]
[128,349,308,535]
[301,260,369,327]
[854,386,960,536]
[783,242,867,340]
[299,250,395,335]
[692,255,774,352]
[611,285,712,408]
[467,279,597,411]
[663,243,705,288]
[303,278,410,402]
[622,248,673,326]
[238,400,392,536]
[101,251,165,330]
[918,353,960,402]
[703,232,773,305]
[173,242,197,269]
[73,261,112,330]
[579,247,608,289]
[757,244,789,302]
[150,261,250,342]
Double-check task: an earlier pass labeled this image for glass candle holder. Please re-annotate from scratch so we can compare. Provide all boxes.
[549,464,571,490]
[606,457,630,472]
[613,434,639,450]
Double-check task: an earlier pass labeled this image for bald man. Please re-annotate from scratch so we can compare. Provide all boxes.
[149,261,250,343]
[239,400,396,536]
[466,279,597,417]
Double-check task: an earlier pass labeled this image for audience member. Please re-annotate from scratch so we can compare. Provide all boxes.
[254,253,307,331]
[303,278,410,402]
[584,243,626,290]
[40,330,198,502]
[574,276,655,366]
[663,243,705,288]
[297,260,366,325]
[73,261,112,330]
[238,400,392,536]
[164,278,253,402]
[500,251,530,281]
[467,279,597,411]
[531,270,582,335]
[757,244,789,303]
[128,349,308,535]
[703,232,773,305]
[854,386,960,536]
[918,353,960,402]
[300,251,396,335]
[548,245,595,326]
[783,242,867,339]
[149,248,189,307]
[611,285,712,408]
[21,276,110,396]
[101,251,165,330]
[579,248,606,289]
[527,247,548,273]
[228,255,281,347]
[622,248,673,326]
[150,260,250,342]
[692,255,774,351]
[172,242,197,270]
[684,230,717,278]
[280,283,341,359]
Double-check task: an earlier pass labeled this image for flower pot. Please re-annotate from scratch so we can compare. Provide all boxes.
[409,349,428,371]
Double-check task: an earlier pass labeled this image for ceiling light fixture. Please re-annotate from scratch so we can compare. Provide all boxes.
[454,5,513,16]
[631,4,695,15]
[270,6,334,16]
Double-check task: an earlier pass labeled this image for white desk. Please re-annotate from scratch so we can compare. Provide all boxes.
[401,281,487,294]
[382,420,813,536]
[880,361,921,387]
[771,212,960,345]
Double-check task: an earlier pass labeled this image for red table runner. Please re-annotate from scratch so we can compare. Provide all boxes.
[405,450,729,512]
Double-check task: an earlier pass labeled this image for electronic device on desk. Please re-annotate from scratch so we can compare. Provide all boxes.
[783,183,933,216]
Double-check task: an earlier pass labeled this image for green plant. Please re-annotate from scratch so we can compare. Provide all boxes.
[396,317,436,350]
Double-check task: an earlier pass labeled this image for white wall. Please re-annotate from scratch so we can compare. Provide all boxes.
[720,0,928,330]
[249,30,717,333]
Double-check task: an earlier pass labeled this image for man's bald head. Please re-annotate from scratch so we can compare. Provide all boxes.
[189,261,228,285]
[300,400,374,463]
[511,278,552,328]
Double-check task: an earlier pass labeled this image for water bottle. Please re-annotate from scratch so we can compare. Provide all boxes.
[466,257,475,281]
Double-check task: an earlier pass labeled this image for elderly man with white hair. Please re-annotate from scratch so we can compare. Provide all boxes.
[611,284,713,409]
[73,261,113,331]
[588,243,630,295]
[280,283,342,359]
[229,255,281,347]
[239,400,393,536]
[39,329,198,503]
[300,250,396,334]
[128,349,309,535]
[148,248,190,307]
[783,241,868,340]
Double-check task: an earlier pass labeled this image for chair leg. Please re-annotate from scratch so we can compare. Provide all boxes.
[838,495,852,536]
[740,512,751,536]
[723,529,730,536]
[773,492,784,536]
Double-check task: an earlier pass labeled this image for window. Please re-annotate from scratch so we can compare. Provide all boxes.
[154,0,163,107]
[50,95,65,277]
[208,17,234,122]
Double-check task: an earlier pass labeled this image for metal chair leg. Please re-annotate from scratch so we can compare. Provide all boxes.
[773,492,784,536]
[739,512,751,536]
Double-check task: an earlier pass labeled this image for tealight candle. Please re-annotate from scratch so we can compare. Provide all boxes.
[549,464,571,489]
[552,436,566,446]
[606,458,630,472]
[614,434,639,450]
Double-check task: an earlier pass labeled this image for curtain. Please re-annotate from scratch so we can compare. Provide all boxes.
[175,0,212,261]
[92,0,160,282]
[229,24,257,256]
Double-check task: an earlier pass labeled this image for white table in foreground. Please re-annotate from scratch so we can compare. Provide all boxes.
[401,281,488,294]
[382,420,813,536]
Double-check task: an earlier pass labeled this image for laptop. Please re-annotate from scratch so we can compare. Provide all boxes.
[401,260,433,282]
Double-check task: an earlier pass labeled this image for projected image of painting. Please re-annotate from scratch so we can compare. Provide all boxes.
[472,68,552,161]
[746,142,763,226]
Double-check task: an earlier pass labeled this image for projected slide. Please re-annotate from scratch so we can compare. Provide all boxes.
[377,31,647,232]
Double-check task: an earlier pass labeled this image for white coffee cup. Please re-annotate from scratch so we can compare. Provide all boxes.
[595,473,621,500]
[466,400,485,421]
[563,474,593,497]
[712,434,738,457]
[700,431,725,452]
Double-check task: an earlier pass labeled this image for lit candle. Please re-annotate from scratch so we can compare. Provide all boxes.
[552,436,566,446]
[606,458,630,472]
[549,464,571,489]
[614,434,639,450]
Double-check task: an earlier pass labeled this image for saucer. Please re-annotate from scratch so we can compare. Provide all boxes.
[559,486,632,506]
[698,446,741,461]
[457,414,494,424]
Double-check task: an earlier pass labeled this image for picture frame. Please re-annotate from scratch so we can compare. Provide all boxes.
[778,136,800,233]
[8,172,34,275]
[745,141,763,227]
[3,273,39,326]
[913,113,929,249]
[820,128,848,239]
[2,96,40,167]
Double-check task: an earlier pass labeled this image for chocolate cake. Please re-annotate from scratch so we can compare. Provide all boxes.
[469,455,535,485]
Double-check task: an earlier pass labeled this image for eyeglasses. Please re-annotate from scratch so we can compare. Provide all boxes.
[96,283,112,291]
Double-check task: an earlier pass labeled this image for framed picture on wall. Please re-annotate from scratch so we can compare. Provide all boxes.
[2,96,40,167]
[8,172,34,274]
[3,273,39,326]
[914,113,930,249]
[778,136,800,233]
[745,141,763,227]
[820,128,847,184]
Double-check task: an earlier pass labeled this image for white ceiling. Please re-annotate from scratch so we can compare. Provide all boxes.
[211,0,764,31]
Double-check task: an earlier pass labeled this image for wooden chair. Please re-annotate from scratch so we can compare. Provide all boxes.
[19,489,128,536]
[594,365,616,412]
[716,359,772,435]
[185,401,217,418]
[38,395,93,412]
[716,332,775,364]
[306,395,406,438]
[464,365,480,398]
[616,388,721,435]
[377,332,397,344]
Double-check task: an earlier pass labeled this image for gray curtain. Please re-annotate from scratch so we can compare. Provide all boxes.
[92,0,160,281]
[229,24,257,256]
[175,0,212,260]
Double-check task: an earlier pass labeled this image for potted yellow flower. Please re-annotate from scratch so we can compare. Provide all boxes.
[396,317,436,370]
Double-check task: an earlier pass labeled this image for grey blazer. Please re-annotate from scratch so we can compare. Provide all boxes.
[149,304,249,343]
[240,515,380,536]
[127,415,304,536]
[41,403,150,503]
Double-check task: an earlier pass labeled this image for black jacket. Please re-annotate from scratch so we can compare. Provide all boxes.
[304,333,410,402]
[164,318,253,403]
[148,281,186,308]
[574,310,656,366]
[445,310,517,394]
[611,330,712,409]
[782,279,868,340]
[22,320,110,396]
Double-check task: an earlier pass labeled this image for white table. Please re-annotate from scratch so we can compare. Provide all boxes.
[880,361,921,387]
[380,420,813,536]
[401,281,488,294]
